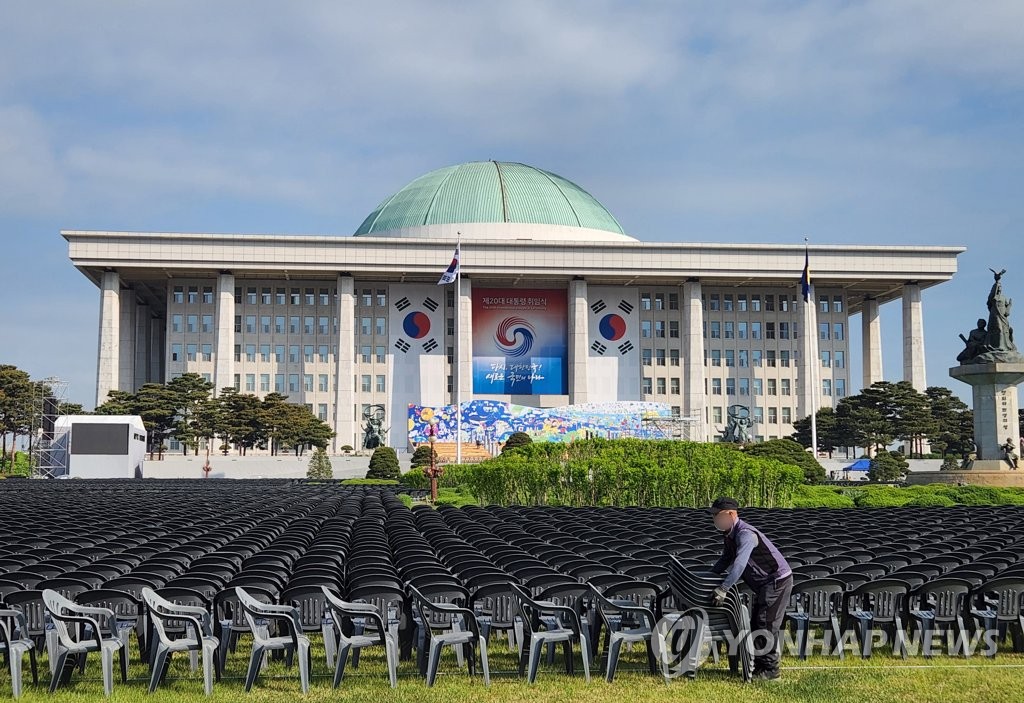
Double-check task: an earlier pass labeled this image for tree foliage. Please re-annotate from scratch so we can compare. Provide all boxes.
[366,446,400,480]
[744,438,825,484]
[447,438,804,508]
[306,447,333,480]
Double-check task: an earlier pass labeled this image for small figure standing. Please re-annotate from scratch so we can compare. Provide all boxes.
[1001,437,1019,469]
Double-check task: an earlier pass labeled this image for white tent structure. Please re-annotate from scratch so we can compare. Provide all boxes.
[49,415,147,479]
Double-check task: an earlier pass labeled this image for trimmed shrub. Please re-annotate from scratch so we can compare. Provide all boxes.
[306,447,333,480]
[365,447,400,480]
[905,493,957,507]
[745,438,826,484]
[410,444,437,469]
[398,468,430,489]
[340,478,398,486]
[790,485,856,508]
[867,451,908,483]
[501,432,533,454]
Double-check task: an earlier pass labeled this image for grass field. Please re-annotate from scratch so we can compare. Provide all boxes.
[5,632,1023,703]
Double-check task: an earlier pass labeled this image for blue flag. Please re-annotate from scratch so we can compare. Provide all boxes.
[800,246,811,302]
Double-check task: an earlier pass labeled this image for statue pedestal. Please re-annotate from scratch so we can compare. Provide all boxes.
[949,362,1024,465]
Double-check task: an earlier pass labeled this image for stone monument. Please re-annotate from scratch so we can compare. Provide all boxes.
[909,269,1024,486]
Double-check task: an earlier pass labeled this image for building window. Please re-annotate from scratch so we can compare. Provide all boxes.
[201,344,212,362]
[723,294,733,312]
[375,346,386,363]
[668,292,679,310]
[186,315,198,333]
[319,345,329,362]
[710,321,721,339]
[751,322,761,339]
[202,286,214,304]
[671,378,680,394]
[188,286,198,304]
[753,378,763,395]
[642,348,652,366]
[833,296,844,313]
[835,351,845,369]
[245,374,256,392]
[246,288,257,305]
[819,295,830,313]
[641,320,652,338]
[656,377,666,394]
[656,349,666,366]
[669,320,679,338]
[186,344,197,361]
[822,379,833,396]
[172,286,184,304]
[275,316,285,334]
[768,407,778,424]
[171,343,182,361]
[836,378,847,397]
[819,322,830,340]
[375,317,386,336]
[361,375,371,393]
[781,379,791,396]
[711,378,722,395]
[172,314,182,333]
[304,345,314,363]
[260,374,270,392]
[821,351,831,368]
[833,323,845,341]
[319,374,329,392]
[642,377,653,394]
[641,293,651,310]
[289,345,299,363]
[245,316,256,334]
[709,294,720,311]
[670,349,680,366]
[376,375,386,393]
[245,344,256,362]
[751,295,761,312]
[361,317,371,336]
[303,374,314,392]
[275,345,285,363]
[275,374,284,392]
[738,350,748,367]
[726,378,736,396]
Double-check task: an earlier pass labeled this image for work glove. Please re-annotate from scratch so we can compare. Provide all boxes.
[712,586,728,606]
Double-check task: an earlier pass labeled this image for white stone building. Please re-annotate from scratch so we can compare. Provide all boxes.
[65,161,963,451]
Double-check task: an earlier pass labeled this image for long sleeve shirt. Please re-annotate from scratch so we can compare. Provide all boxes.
[711,526,758,589]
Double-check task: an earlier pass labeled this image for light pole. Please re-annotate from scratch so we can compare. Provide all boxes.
[426,418,440,502]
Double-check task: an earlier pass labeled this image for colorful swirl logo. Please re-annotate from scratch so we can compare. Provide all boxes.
[598,313,627,341]
[402,311,431,339]
[494,316,535,357]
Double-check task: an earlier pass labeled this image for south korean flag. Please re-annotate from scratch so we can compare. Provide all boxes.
[390,286,443,356]
[588,296,636,356]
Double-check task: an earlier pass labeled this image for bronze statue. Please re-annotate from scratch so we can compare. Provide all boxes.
[1001,437,1019,470]
[958,269,1024,364]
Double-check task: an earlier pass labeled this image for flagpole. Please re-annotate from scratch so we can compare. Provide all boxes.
[804,237,819,458]
[455,232,462,466]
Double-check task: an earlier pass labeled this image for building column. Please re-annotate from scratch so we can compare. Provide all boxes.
[902,283,927,391]
[96,271,120,408]
[334,275,356,452]
[214,272,235,394]
[798,284,820,424]
[682,279,707,442]
[134,301,151,390]
[861,296,883,390]
[118,287,137,393]
[457,276,473,405]
[150,315,165,384]
[568,278,589,404]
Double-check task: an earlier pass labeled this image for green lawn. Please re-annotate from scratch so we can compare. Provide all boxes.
[5,633,1023,703]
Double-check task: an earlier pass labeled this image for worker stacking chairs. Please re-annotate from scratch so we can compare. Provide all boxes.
[667,556,754,682]
[141,587,221,695]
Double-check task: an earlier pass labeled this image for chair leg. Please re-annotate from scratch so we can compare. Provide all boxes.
[218,623,231,670]
[244,645,264,692]
[322,622,337,666]
[579,635,590,682]
[479,635,491,687]
[426,639,444,687]
[385,637,399,688]
[9,648,22,699]
[149,645,168,694]
[297,639,310,694]
[527,636,545,684]
[48,651,68,693]
[332,644,351,689]
[605,636,623,683]
[101,647,115,696]
[28,645,38,686]
[118,645,128,683]
[202,642,217,696]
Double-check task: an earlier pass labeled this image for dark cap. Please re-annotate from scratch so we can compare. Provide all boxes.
[709,497,740,514]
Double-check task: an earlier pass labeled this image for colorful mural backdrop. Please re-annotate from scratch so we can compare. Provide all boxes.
[472,288,568,395]
[408,400,675,444]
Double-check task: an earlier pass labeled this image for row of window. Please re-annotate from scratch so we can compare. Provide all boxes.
[710,405,799,426]
[638,376,847,398]
[703,293,844,314]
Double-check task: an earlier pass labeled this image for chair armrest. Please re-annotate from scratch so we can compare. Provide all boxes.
[0,608,28,636]
[53,614,104,649]
[158,614,207,639]
[164,603,209,617]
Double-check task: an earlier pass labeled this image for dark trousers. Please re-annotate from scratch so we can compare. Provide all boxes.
[751,574,793,673]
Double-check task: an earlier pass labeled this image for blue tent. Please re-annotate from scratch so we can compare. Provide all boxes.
[845,459,871,472]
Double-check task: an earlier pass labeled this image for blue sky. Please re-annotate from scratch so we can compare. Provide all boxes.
[1,1,1021,409]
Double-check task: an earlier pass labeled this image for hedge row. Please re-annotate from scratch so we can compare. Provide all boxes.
[791,484,1024,508]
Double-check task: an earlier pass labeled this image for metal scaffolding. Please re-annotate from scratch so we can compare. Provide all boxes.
[29,377,69,479]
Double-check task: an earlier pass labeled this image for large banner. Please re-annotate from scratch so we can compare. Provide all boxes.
[586,286,641,402]
[472,288,567,395]
[408,400,674,444]
[387,284,446,446]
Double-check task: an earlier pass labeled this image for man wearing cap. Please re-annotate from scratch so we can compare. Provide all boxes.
[708,496,793,681]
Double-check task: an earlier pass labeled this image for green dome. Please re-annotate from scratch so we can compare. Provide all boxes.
[354,161,626,237]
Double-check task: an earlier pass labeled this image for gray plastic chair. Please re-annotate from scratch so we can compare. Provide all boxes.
[321,586,398,688]
[509,583,590,684]
[41,589,126,696]
[409,584,490,687]
[141,588,221,695]
[234,587,311,693]
[0,608,38,698]
[589,584,668,683]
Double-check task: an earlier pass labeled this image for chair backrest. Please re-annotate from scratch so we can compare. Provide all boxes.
[215,586,275,629]
[914,578,973,620]
[3,590,46,635]
[849,579,910,621]
[75,588,144,622]
[280,586,330,629]
[469,583,518,626]
[792,578,846,620]
[978,577,1024,620]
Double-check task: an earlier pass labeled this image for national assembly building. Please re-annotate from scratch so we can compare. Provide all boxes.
[65,161,964,453]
